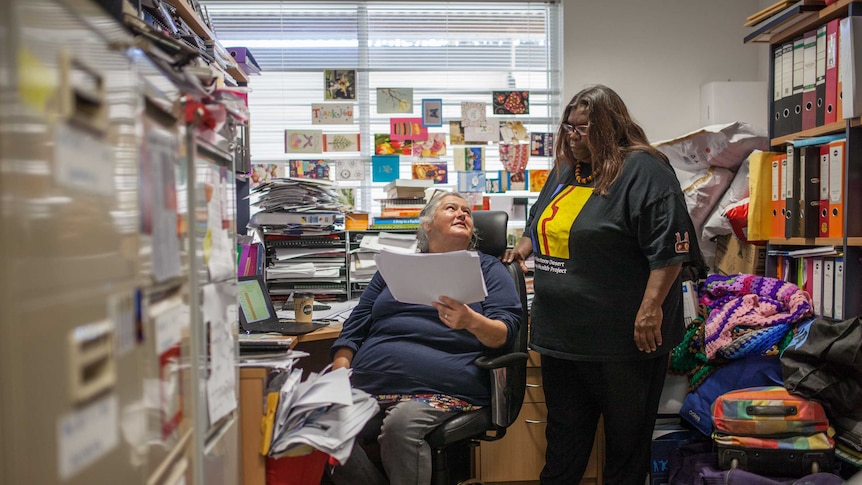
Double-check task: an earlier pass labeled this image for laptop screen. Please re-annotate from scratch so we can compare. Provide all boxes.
[238,275,277,325]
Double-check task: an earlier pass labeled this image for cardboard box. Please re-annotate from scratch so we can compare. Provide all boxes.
[713,234,766,276]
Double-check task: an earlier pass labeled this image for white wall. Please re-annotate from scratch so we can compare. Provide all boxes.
[562,0,771,142]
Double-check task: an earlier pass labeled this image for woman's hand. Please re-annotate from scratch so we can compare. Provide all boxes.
[432,296,508,348]
[501,236,532,273]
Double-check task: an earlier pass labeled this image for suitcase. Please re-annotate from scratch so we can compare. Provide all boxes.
[711,386,835,477]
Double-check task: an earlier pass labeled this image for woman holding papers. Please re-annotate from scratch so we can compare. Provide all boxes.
[503,85,698,485]
[329,192,522,485]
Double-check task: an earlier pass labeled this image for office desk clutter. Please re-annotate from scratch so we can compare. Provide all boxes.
[260,366,379,464]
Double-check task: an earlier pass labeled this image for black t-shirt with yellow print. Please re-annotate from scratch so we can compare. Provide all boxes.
[525,151,696,361]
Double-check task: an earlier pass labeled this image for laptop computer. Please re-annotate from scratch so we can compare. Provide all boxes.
[238,275,330,336]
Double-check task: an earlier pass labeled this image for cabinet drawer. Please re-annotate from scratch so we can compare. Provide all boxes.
[478,403,547,482]
[525,367,544,403]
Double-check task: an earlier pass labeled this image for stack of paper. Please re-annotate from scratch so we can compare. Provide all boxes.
[375,249,487,306]
[261,367,380,463]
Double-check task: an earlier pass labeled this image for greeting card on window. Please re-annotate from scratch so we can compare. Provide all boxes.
[454,147,485,172]
[323,133,361,152]
[530,132,554,157]
[323,69,356,101]
[390,118,428,141]
[493,91,529,115]
[413,133,447,157]
[311,103,354,124]
[461,102,487,127]
[499,120,529,143]
[464,123,497,143]
[375,133,412,156]
[422,99,443,127]
[485,170,506,193]
[335,159,366,181]
[507,169,528,191]
[285,129,322,153]
[499,143,529,173]
[458,171,486,193]
[372,155,400,183]
[251,163,280,188]
[529,169,550,192]
[288,159,331,179]
[377,88,413,113]
[412,161,448,184]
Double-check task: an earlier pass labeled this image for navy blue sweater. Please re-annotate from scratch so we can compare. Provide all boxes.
[331,252,522,405]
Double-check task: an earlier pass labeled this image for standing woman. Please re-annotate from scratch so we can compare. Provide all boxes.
[503,85,698,485]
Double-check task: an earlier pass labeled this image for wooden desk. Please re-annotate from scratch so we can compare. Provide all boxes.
[239,324,343,485]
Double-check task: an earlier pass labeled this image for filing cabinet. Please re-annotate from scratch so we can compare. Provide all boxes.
[476,351,604,484]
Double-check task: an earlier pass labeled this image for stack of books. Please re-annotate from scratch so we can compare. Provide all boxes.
[371,179,432,230]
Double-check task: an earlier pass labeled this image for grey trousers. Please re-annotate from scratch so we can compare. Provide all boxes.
[329,400,451,485]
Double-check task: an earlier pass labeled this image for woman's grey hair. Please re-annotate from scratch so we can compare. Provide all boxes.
[415,191,479,253]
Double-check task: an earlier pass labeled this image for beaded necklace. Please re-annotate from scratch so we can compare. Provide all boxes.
[575,161,594,185]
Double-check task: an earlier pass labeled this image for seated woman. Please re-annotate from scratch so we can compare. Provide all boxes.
[329,192,522,485]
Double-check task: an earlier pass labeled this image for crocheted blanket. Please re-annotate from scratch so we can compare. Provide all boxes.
[701,274,812,360]
[670,274,811,390]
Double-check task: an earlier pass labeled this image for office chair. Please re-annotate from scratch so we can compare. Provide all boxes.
[424,209,530,485]
[350,210,529,485]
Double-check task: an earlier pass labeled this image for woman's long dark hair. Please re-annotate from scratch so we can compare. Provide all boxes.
[552,84,670,195]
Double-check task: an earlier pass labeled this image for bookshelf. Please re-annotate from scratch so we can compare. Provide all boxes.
[162,0,250,84]
[747,0,862,321]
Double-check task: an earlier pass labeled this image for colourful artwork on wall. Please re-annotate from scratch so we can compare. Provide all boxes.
[390,117,428,141]
[288,159,330,179]
[322,133,361,152]
[375,133,412,156]
[411,161,448,184]
[311,103,354,124]
[493,90,529,115]
[377,88,413,113]
[530,132,554,157]
[412,133,447,157]
[372,155,400,182]
[323,69,356,100]
[285,129,322,153]
[422,98,443,127]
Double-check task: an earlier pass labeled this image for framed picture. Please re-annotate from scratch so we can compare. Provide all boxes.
[422,98,443,127]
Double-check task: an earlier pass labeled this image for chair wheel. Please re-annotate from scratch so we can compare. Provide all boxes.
[730,458,739,469]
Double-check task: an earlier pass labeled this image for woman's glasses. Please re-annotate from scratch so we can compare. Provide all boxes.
[561,122,590,136]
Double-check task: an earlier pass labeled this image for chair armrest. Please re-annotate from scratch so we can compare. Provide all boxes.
[474,352,529,370]
[474,352,528,431]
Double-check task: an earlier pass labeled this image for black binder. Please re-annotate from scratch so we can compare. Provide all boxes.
[815,24,827,127]
[790,36,805,135]
[799,145,822,238]
[784,144,801,238]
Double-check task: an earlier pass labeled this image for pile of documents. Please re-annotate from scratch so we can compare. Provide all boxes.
[249,177,349,234]
[261,366,379,463]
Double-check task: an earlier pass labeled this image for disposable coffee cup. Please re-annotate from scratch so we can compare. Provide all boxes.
[294,292,314,323]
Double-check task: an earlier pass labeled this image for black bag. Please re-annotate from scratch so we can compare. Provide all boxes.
[780,317,862,421]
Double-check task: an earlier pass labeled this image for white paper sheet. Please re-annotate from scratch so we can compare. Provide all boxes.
[204,283,237,425]
[374,249,487,306]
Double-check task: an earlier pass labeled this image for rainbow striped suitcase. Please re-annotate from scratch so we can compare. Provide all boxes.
[711,386,835,477]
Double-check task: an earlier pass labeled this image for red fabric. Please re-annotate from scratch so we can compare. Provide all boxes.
[722,198,750,243]
[265,450,328,485]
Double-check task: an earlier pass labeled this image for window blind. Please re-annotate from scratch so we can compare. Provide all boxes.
[202,0,563,213]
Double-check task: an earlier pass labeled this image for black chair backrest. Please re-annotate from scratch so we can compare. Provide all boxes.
[472,210,509,258]
[470,210,528,428]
